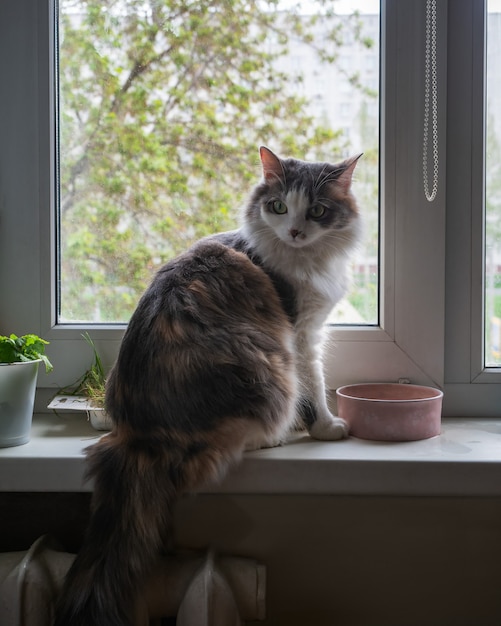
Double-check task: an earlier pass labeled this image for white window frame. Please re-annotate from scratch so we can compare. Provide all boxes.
[0,0,498,417]
[443,0,501,415]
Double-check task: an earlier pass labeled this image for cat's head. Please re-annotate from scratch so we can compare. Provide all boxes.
[244,146,361,256]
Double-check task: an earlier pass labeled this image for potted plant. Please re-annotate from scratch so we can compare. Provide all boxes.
[0,334,53,447]
[48,333,112,431]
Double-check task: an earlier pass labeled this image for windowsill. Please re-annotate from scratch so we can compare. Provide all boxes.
[1,414,501,496]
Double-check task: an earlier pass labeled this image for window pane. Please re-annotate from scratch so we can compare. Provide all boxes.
[57,0,379,325]
[485,0,501,365]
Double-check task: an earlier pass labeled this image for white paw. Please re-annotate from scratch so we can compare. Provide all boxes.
[309,416,348,441]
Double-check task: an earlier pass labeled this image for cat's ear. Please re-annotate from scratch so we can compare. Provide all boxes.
[337,153,363,194]
[259,146,285,183]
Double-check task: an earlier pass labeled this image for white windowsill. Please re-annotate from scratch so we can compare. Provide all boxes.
[1,414,501,496]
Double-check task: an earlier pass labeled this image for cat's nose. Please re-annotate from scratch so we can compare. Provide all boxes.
[290,228,301,239]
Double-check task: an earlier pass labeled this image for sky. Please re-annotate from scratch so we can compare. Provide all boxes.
[335,0,379,13]
[276,0,379,14]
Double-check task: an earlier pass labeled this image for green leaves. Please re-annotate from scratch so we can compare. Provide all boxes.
[0,334,53,373]
[58,0,374,322]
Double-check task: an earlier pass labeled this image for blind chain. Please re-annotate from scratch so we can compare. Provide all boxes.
[423,0,439,202]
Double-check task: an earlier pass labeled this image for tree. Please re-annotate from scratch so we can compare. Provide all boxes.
[58,0,374,322]
[485,106,501,363]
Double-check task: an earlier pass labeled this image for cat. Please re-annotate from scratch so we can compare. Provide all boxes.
[54,146,361,626]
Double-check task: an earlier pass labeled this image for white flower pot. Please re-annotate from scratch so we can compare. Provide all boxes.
[87,407,113,431]
[47,394,112,431]
[0,360,40,447]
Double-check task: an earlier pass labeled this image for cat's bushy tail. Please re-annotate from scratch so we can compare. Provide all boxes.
[53,425,235,626]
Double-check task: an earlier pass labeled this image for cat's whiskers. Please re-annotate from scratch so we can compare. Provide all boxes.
[313,165,347,193]
[313,165,334,192]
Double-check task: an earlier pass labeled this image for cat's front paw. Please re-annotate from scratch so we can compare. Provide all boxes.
[308,416,348,441]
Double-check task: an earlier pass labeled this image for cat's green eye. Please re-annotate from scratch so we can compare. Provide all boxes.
[270,200,287,214]
[309,205,326,219]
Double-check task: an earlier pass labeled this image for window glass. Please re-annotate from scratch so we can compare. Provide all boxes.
[485,0,501,365]
[57,0,379,325]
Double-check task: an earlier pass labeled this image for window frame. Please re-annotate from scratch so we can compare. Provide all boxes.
[444,0,501,415]
[1,0,498,417]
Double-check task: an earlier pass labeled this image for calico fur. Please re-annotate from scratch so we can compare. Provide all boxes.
[54,147,361,625]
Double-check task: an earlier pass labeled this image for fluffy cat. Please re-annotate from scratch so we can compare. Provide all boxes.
[54,146,361,626]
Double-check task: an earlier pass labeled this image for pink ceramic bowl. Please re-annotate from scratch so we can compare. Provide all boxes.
[336,383,443,441]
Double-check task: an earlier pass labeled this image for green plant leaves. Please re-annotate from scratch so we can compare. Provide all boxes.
[0,334,54,373]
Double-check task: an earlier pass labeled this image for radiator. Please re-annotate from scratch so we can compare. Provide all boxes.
[0,536,266,625]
